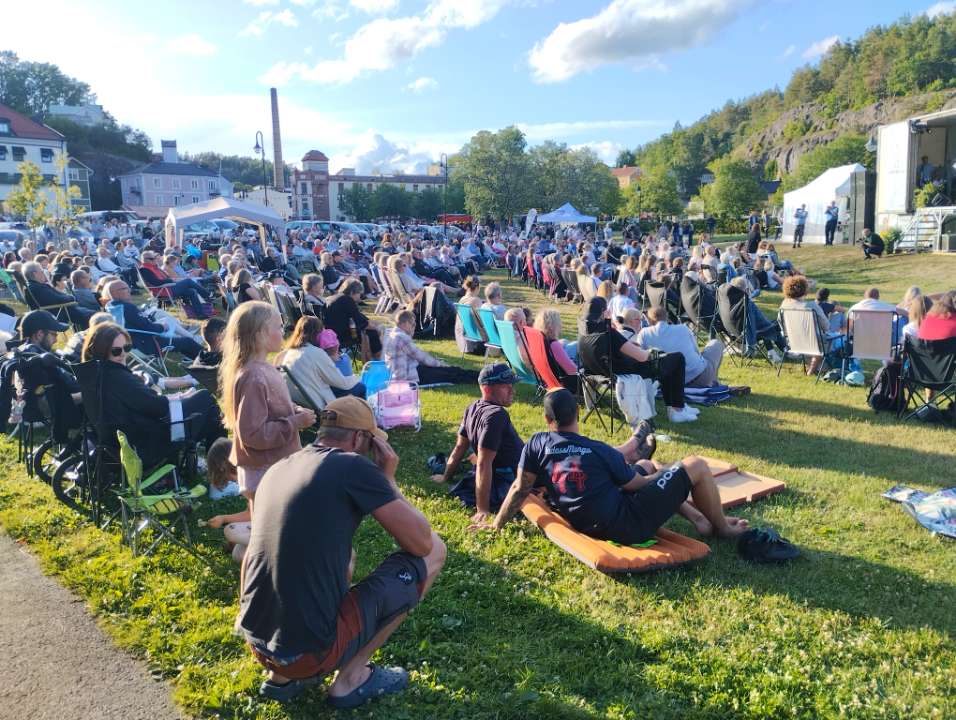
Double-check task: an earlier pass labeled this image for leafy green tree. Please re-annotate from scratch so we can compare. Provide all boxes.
[370,183,412,219]
[184,152,291,188]
[707,158,766,218]
[413,188,443,221]
[615,148,637,167]
[454,126,532,221]
[338,183,374,221]
[635,167,682,216]
[0,51,93,117]
[5,161,50,239]
[783,134,872,191]
[48,154,81,238]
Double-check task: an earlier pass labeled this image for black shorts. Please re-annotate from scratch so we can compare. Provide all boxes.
[610,463,692,545]
[249,552,427,680]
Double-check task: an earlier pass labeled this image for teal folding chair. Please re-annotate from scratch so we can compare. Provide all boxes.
[360,360,392,397]
[493,319,540,387]
[477,308,504,354]
[454,303,487,358]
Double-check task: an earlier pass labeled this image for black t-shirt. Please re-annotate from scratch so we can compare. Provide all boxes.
[819,301,835,317]
[578,329,636,375]
[237,445,398,656]
[458,399,523,471]
[519,431,640,537]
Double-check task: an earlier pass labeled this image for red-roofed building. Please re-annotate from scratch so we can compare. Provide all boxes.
[610,166,642,189]
[0,103,70,211]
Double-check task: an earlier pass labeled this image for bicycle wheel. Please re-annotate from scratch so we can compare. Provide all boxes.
[30,438,56,484]
[51,454,94,514]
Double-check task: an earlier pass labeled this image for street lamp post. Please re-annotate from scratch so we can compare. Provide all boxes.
[253,131,269,207]
[440,152,448,237]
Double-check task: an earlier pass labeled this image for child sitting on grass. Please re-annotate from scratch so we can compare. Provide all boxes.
[318,328,354,378]
[195,317,226,367]
[205,436,239,500]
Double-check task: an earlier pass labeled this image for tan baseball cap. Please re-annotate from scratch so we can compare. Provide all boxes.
[319,396,387,441]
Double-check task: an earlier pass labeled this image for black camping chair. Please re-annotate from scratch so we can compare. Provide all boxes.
[576,328,624,433]
[644,281,667,314]
[680,275,719,341]
[716,283,775,368]
[899,336,956,422]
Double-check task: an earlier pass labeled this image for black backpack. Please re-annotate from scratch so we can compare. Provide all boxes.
[867,361,904,414]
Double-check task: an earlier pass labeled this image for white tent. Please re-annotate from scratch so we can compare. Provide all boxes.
[536,202,597,224]
[782,163,865,245]
[163,197,285,251]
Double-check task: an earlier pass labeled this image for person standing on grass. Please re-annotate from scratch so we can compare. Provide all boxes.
[207,302,316,562]
[239,396,445,708]
[431,364,525,523]
[824,201,839,246]
[792,204,807,248]
[470,389,749,544]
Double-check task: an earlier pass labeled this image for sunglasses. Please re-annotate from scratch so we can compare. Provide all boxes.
[110,343,133,357]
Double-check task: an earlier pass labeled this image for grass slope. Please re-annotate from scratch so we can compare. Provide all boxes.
[1,246,954,719]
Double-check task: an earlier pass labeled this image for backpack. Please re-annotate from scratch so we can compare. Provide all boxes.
[867,361,904,414]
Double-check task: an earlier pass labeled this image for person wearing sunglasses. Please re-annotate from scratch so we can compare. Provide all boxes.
[80,322,226,469]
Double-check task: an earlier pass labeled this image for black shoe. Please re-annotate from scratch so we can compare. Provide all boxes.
[259,675,323,703]
[737,528,801,564]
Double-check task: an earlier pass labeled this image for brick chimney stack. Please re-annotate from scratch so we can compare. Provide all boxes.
[270,88,284,190]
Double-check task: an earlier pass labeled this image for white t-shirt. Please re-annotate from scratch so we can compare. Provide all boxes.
[636,322,706,382]
[607,294,635,320]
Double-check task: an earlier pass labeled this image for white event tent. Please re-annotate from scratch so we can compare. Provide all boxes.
[782,163,865,244]
[536,202,597,225]
[164,197,285,251]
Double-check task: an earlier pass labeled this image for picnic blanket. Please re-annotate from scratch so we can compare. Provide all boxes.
[883,485,956,539]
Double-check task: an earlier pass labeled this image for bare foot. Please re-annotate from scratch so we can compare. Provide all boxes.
[692,515,714,537]
[715,517,750,538]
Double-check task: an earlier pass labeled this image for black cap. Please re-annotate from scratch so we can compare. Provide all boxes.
[478,363,518,386]
[21,310,68,337]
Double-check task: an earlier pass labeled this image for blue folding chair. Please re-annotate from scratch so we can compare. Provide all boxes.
[360,360,391,398]
[106,302,173,376]
[493,319,540,386]
[477,307,503,354]
[454,303,486,358]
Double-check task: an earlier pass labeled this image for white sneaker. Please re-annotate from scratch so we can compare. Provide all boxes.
[667,406,698,423]
[681,404,700,416]
[768,349,783,364]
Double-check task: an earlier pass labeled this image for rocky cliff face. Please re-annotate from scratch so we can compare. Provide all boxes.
[739,90,956,175]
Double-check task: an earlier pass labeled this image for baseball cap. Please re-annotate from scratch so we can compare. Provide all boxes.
[478,363,518,386]
[21,310,68,337]
[317,329,340,350]
[319,396,387,441]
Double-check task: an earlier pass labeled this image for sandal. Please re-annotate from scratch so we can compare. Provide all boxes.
[259,674,323,703]
[327,663,409,710]
[631,420,656,461]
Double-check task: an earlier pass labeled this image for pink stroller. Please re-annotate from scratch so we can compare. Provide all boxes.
[369,381,421,432]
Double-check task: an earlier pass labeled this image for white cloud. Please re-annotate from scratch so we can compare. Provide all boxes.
[801,34,839,60]
[925,1,956,18]
[516,118,662,140]
[243,0,279,5]
[570,140,624,165]
[329,132,456,174]
[165,34,218,57]
[407,76,438,93]
[312,0,350,21]
[779,44,795,59]
[350,0,399,13]
[265,0,509,85]
[528,0,751,84]
[240,8,299,37]
[290,0,317,5]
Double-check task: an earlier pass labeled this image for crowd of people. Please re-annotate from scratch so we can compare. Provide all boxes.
[2,213,955,711]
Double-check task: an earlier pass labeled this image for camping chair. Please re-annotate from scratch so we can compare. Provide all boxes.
[276,362,321,443]
[522,326,573,392]
[187,363,219,395]
[563,268,582,303]
[644,281,667,314]
[105,302,173,376]
[22,282,80,330]
[454,303,487,358]
[576,330,623,433]
[680,275,718,340]
[0,268,25,303]
[899,336,956,422]
[477,308,504,356]
[493,319,539,386]
[777,307,835,382]
[716,283,773,368]
[371,265,393,314]
[221,285,238,313]
[136,267,175,308]
[115,430,206,557]
[578,273,596,303]
[843,309,901,378]
[360,360,392,397]
[369,381,421,431]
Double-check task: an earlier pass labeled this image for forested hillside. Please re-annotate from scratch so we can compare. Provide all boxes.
[616,12,956,199]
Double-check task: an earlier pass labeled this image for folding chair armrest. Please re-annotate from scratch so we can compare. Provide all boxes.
[139,463,178,491]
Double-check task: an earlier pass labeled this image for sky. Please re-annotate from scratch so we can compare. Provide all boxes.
[6,0,953,175]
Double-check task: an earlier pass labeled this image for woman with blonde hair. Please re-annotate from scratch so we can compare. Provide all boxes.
[596,280,615,300]
[230,267,262,304]
[208,301,315,561]
[455,275,486,353]
[534,308,578,376]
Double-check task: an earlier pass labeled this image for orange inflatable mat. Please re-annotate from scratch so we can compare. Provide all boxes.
[696,456,787,509]
[520,494,710,574]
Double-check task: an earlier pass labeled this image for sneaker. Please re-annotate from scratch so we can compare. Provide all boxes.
[666,406,697,423]
[767,349,783,364]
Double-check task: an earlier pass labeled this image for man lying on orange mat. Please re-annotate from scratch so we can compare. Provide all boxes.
[470,388,750,543]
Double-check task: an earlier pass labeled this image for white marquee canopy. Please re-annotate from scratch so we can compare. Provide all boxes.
[164,197,285,250]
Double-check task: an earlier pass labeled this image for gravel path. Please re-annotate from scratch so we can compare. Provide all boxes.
[0,532,182,720]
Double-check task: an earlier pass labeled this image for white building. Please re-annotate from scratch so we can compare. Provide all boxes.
[0,102,69,212]
[117,140,233,218]
[239,185,294,220]
[328,167,445,220]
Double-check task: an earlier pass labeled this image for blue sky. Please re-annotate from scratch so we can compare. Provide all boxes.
[7,0,951,174]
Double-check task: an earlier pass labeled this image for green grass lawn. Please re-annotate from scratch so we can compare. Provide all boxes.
[1,246,955,719]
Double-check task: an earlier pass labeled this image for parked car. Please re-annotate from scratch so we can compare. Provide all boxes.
[211,219,240,240]
[0,229,27,249]
[182,221,221,243]
[287,220,331,237]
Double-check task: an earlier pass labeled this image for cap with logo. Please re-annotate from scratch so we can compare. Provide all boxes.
[319,395,387,441]
[20,310,68,338]
[478,363,519,386]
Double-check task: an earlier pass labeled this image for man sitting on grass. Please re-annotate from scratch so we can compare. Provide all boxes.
[431,363,524,523]
[237,396,445,708]
[471,389,749,544]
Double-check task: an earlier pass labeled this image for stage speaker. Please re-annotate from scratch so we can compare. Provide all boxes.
[938,234,956,252]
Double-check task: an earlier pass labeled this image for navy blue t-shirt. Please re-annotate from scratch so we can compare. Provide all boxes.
[518,431,641,536]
